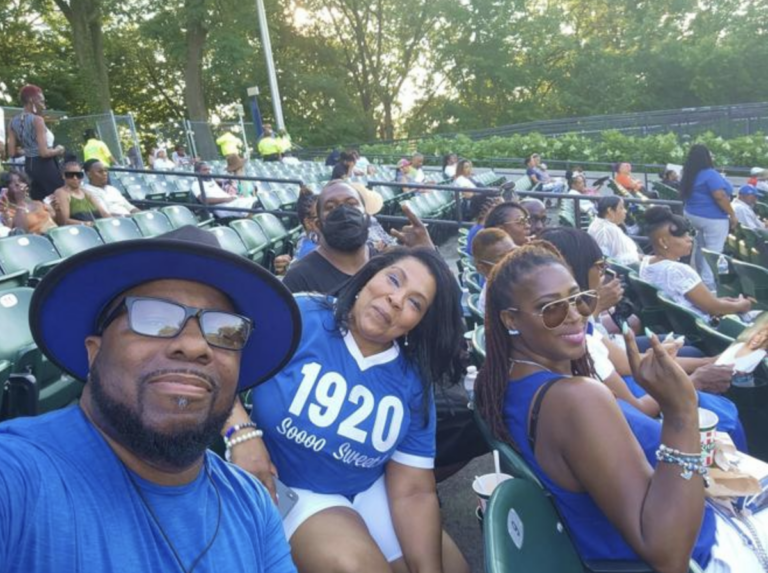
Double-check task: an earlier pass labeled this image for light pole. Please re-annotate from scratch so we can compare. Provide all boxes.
[255,0,285,131]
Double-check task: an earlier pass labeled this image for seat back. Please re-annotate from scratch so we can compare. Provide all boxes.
[131,211,174,237]
[207,227,248,258]
[161,205,199,229]
[252,213,291,255]
[695,319,734,356]
[47,225,104,257]
[257,190,282,211]
[0,235,60,275]
[625,274,671,333]
[717,315,748,339]
[484,479,583,573]
[95,217,143,243]
[731,259,768,310]
[471,325,486,363]
[229,219,271,266]
[656,292,702,342]
[701,249,741,297]
[0,288,35,364]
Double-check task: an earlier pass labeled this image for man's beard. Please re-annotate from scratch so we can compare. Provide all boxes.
[88,361,235,470]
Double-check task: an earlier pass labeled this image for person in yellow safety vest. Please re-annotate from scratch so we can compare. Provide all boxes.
[276,129,292,155]
[83,129,116,167]
[257,123,282,162]
[215,131,243,159]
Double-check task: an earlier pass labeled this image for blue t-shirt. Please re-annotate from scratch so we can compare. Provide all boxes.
[526,166,547,184]
[465,223,483,255]
[0,407,296,573]
[252,295,435,496]
[295,234,318,260]
[684,168,733,219]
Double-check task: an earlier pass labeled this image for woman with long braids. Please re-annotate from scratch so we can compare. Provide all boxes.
[475,242,768,572]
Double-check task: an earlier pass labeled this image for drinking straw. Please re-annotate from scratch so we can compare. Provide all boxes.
[493,449,501,487]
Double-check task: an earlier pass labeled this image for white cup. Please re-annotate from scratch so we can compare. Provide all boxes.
[472,473,513,513]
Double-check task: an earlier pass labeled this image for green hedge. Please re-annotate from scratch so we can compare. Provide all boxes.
[360,130,768,170]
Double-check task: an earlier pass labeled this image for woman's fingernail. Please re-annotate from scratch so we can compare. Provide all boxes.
[644,327,654,338]
[622,322,630,335]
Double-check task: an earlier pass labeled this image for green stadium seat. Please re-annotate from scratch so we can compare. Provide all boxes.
[0,268,30,291]
[484,479,582,573]
[252,213,292,256]
[47,225,104,257]
[207,227,249,258]
[229,219,272,267]
[257,190,282,212]
[730,259,768,310]
[656,292,703,343]
[701,249,741,298]
[131,211,174,237]
[474,409,541,485]
[626,274,671,333]
[0,234,62,282]
[0,288,81,419]
[94,217,143,243]
[468,293,485,324]
[161,205,214,229]
[717,315,748,339]
[471,325,486,363]
[695,319,734,356]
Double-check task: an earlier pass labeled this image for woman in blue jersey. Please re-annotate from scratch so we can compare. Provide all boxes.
[225,247,470,573]
[475,242,768,572]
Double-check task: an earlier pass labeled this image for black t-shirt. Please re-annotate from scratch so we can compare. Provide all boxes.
[282,251,352,295]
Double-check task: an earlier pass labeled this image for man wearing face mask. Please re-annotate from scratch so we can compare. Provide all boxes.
[282,180,375,294]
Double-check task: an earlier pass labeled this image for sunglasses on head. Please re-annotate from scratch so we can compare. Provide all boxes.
[507,290,599,330]
[64,171,85,179]
[669,223,693,237]
[97,296,253,351]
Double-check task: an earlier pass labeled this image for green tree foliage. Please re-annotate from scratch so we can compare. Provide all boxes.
[2,0,768,148]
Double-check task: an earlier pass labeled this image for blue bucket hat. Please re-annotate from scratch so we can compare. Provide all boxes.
[739,184,758,196]
[30,225,301,391]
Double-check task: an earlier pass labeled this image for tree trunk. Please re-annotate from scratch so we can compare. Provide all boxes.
[54,0,112,113]
[183,0,217,159]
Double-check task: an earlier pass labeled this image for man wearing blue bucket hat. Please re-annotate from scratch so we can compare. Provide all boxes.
[732,184,766,230]
[0,225,301,573]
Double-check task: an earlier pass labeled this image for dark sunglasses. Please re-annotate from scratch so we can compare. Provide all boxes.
[97,296,253,351]
[507,290,599,329]
[64,171,85,179]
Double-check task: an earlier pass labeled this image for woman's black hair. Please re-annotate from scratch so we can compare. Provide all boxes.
[679,144,714,202]
[297,186,318,228]
[331,162,349,180]
[330,247,464,419]
[83,158,100,174]
[468,191,501,222]
[442,153,457,171]
[475,242,594,444]
[484,201,528,229]
[540,227,603,291]
[596,195,623,218]
[454,159,472,179]
[643,205,690,237]
[0,171,27,187]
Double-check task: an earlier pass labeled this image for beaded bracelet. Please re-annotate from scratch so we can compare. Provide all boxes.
[655,444,709,485]
[224,422,259,441]
[224,429,263,450]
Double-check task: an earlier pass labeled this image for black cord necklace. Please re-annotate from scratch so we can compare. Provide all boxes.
[123,459,222,573]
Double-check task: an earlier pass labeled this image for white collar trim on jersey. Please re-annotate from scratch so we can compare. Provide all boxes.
[343,330,400,371]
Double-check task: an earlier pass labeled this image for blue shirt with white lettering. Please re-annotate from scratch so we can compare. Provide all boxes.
[0,407,296,573]
[684,168,733,219]
[251,295,435,496]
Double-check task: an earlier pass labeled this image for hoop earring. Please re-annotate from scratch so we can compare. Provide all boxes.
[508,329,520,336]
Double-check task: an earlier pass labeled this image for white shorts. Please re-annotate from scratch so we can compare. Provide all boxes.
[706,511,768,572]
[282,475,403,562]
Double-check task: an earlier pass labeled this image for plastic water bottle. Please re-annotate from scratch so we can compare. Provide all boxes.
[464,365,478,405]
[717,255,729,275]
[460,286,471,318]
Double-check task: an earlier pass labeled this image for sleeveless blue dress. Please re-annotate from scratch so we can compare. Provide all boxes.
[503,370,716,568]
